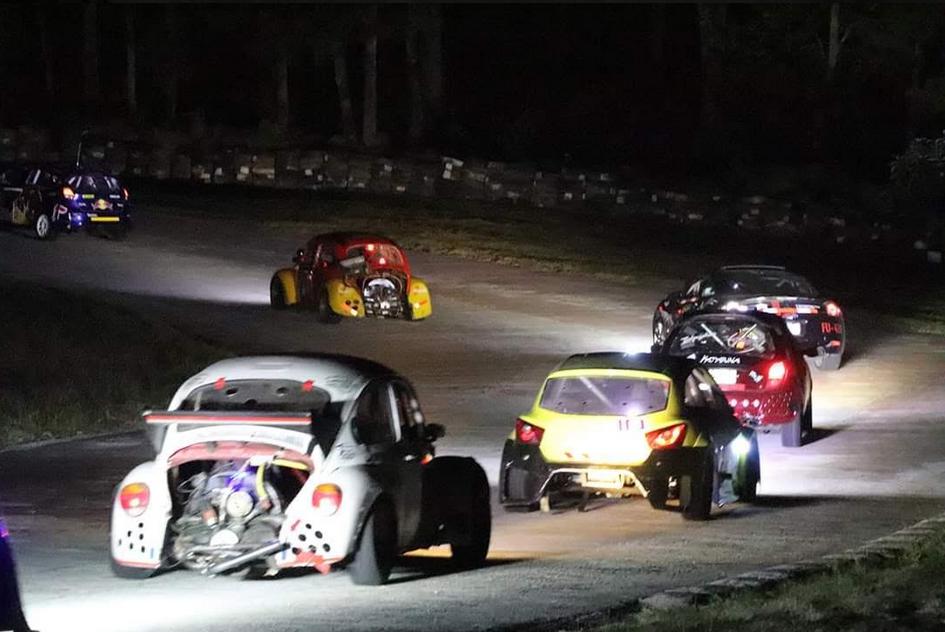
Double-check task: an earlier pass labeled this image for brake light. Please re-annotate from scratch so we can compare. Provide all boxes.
[311,483,342,516]
[366,243,375,252]
[824,301,841,317]
[62,186,76,200]
[119,483,150,517]
[767,360,787,383]
[122,187,130,200]
[515,418,544,445]
[645,423,687,449]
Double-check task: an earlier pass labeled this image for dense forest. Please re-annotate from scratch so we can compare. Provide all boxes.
[4,3,945,179]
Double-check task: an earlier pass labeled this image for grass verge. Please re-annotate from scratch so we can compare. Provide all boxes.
[0,279,222,449]
[595,531,945,632]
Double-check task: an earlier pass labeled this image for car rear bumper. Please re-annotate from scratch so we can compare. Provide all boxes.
[724,388,799,426]
[498,439,707,507]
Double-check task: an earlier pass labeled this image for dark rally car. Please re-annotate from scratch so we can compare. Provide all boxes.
[652,265,845,370]
[657,310,813,447]
[0,164,131,240]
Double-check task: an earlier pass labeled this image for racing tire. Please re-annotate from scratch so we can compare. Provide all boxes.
[734,436,760,503]
[646,478,669,510]
[450,464,491,569]
[424,457,491,569]
[270,277,287,310]
[348,501,397,586]
[32,212,55,241]
[680,450,714,521]
[802,399,813,437]
[652,313,669,347]
[814,350,842,371]
[316,288,342,324]
[781,411,804,448]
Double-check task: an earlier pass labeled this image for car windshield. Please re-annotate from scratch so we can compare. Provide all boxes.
[668,318,774,357]
[717,270,816,296]
[539,375,670,415]
[68,174,122,193]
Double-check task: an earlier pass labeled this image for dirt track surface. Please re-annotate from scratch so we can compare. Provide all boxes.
[1,211,944,632]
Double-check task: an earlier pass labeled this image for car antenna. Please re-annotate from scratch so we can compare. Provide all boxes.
[75,129,89,169]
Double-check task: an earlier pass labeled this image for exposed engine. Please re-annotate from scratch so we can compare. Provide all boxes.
[360,272,406,318]
[170,457,308,574]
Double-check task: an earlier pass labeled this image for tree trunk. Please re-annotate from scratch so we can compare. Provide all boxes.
[125,6,137,115]
[164,5,179,123]
[331,40,356,142]
[406,5,425,144]
[697,3,727,133]
[362,5,378,147]
[276,44,289,129]
[37,6,55,98]
[827,2,840,82]
[423,4,444,121]
[83,0,100,106]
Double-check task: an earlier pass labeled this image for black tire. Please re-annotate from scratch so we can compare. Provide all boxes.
[33,211,55,240]
[802,399,813,436]
[680,450,714,521]
[646,478,669,510]
[423,456,491,569]
[734,436,760,503]
[348,501,397,586]
[316,288,342,324]
[781,410,803,448]
[814,350,842,371]
[652,312,669,347]
[270,277,287,310]
[450,465,491,569]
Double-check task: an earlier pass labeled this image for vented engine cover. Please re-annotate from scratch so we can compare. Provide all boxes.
[362,276,404,318]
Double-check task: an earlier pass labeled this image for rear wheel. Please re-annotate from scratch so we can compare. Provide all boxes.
[348,501,397,586]
[33,212,54,240]
[270,277,287,310]
[646,478,669,510]
[734,436,760,502]
[680,450,714,521]
[781,410,803,447]
[802,399,813,436]
[316,288,342,324]
[814,350,842,371]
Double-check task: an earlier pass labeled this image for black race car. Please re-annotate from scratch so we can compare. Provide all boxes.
[657,310,814,447]
[0,163,131,240]
[653,265,845,370]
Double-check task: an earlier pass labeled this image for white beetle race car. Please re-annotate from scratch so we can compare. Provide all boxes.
[110,354,491,585]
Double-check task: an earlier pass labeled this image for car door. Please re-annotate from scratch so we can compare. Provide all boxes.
[352,379,424,548]
[10,170,38,226]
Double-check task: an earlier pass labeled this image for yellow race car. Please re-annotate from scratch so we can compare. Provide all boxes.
[498,352,760,520]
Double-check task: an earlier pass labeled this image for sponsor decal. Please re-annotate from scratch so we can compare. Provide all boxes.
[699,356,741,365]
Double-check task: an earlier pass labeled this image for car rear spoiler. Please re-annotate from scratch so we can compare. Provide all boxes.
[143,410,315,453]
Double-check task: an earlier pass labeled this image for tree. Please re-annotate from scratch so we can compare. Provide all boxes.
[163,5,179,123]
[36,5,55,99]
[83,0,100,107]
[362,4,379,147]
[406,5,425,144]
[697,3,728,135]
[331,38,357,142]
[125,6,137,115]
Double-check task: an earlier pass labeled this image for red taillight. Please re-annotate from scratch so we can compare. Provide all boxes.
[515,418,544,445]
[824,301,841,317]
[311,483,342,516]
[122,187,130,200]
[366,243,375,252]
[645,423,687,450]
[767,360,787,381]
[119,483,150,517]
[62,186,76,200]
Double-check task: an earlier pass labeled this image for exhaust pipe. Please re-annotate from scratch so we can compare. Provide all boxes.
[206,540,287,576]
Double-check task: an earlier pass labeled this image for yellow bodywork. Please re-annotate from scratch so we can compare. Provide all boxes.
[512,368,708,468]
[407,277,432,320]
[274,268,300,306]
[326,279,366,317]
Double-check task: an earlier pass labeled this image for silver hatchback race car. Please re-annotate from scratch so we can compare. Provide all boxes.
[110,354,491,585]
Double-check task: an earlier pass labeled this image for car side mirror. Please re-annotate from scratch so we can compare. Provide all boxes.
[424,423,446,442]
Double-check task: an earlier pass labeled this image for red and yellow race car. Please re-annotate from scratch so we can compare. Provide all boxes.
[270,232,432,323]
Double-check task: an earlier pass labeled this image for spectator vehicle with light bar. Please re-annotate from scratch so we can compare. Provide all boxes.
[269,232,432,322]
[0,514,32,632]
[498,352,760,520]
[657,311,813,447]
[0,164,131,240]
[652,265,845,370]
[110,354,490,586]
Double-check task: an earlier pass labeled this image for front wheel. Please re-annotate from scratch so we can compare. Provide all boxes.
[680,450,714,521]
[316,288,342,324]
[348,501,397,586]
[33,212,55,240]
[270,277,287,310]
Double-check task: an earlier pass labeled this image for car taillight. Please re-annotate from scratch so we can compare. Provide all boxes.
[515,418,544,445]
[767,360,787,385]
[61,186,76,200]
[824,300,841,317]
[645,423,687,449]
[119,483,150,517]
[311,483,342,516]
[122,187,130,200]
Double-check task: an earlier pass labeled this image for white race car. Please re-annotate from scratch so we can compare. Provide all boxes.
[110,354,491,585]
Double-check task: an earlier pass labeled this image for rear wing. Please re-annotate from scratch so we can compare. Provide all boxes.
[143,410,315,454]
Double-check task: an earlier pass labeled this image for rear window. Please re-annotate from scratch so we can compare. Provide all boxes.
[181,379,333,413]
[68,174,121,193]
[346,243,405,269]
[717,271,816,296]
[668,319,774,357]
[539,376,670,416]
